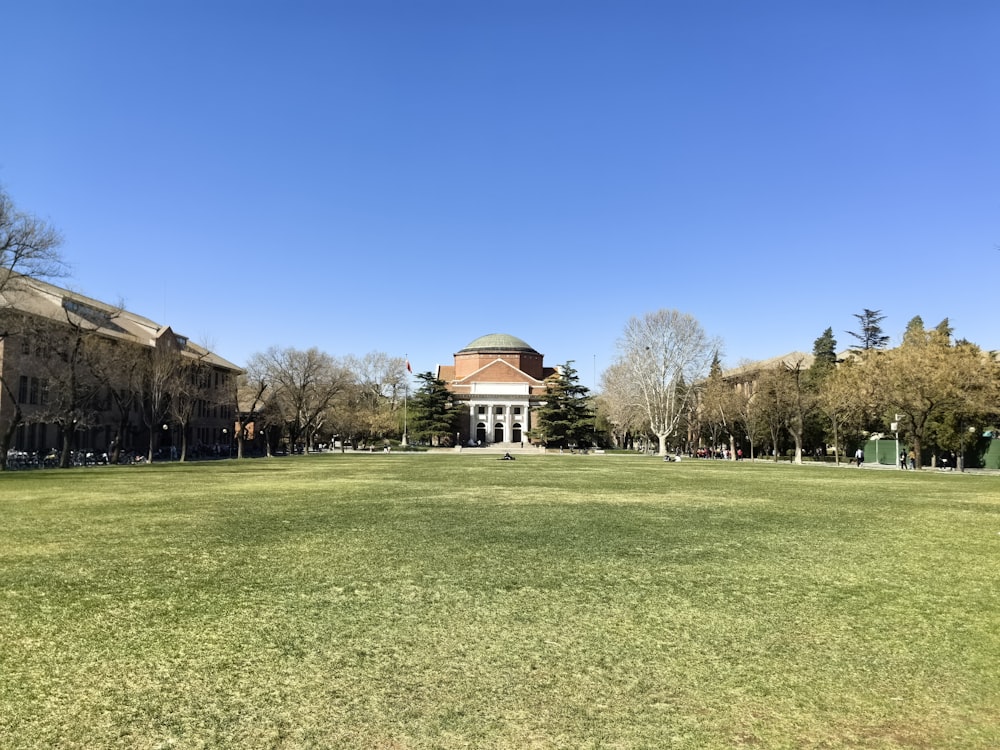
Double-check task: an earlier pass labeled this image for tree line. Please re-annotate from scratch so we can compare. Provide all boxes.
[237,348,410,456]
[5,185,999,467]
[598,308,1000,469]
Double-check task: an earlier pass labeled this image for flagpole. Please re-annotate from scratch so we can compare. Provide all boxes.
[402,354,410,447]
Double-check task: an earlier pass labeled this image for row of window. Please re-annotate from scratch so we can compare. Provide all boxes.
[21,338,52,359]
[476,405,523,416]
[192,370,231,390]
[18,376,49,405]
[197,400,233,420]
[17,375,232,421]
[19,337,231,391]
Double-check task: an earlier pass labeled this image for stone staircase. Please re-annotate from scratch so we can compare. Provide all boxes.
[439,442,544,455]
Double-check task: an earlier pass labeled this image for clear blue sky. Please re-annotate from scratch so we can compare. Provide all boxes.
[4,1,998,389]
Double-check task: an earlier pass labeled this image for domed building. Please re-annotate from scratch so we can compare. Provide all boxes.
[436,333,556,446]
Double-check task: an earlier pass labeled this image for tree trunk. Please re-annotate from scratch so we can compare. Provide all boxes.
[912,435,923,469]
[788,416,804,465]
[0,420,18,471]
[109,422,125,465]
[59,427,73,469]
[791,432,803,464]
[0,384,23,471]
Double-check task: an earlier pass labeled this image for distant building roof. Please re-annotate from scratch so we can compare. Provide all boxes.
[458,333,538,353]
[0,272,241,372]
[722,351,814,379]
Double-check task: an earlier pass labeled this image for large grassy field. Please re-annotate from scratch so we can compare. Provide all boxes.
[1,454,998,749]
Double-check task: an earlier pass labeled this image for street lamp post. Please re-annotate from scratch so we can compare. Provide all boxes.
[222,427,228,459]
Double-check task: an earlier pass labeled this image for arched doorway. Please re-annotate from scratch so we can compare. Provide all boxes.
[512,423,522,443]
[476,423,487,445]
[493,423,505,443]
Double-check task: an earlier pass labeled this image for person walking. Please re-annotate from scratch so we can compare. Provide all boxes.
[855,447,864,467]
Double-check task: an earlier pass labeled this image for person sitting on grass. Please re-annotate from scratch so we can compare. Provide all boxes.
[500,452,515,461]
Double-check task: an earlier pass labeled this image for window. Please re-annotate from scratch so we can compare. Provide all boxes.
[495,406,504,415]
[62,299,126,333]
[29,377,39,405]
[513,407,522,415]
[477,405,486,415]
[18,376,28,403]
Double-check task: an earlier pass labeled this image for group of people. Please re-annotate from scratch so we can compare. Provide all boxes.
[899,450,916,470]
[694,447,742,459]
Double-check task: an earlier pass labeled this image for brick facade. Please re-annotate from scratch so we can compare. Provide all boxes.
[437,334,553,446]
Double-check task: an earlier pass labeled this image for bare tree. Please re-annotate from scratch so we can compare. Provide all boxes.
[751,368,789,461]
[0,311,29,469]
[84,335,145,464]
[25,309,104,467]
[0,187,66,466]
[235,366,269,459]
[0,186,66,296]
[169,354,215,461]
[138,334,184,462]
[697,353,741,458]
[778,357,815,464]
[345,352,407,443]
[614,309,719,456]
[732,369,766,461]
[250,346,353,453]
[597,361,648,449]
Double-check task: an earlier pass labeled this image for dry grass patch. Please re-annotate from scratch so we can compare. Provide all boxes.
[1,455,998,748]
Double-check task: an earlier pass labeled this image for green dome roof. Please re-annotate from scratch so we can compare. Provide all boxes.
[460,333,537,353]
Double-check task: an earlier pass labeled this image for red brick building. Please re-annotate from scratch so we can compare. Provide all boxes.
[437,333,555,446]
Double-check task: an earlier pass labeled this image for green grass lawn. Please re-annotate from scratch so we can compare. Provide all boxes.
[1,455,998,749]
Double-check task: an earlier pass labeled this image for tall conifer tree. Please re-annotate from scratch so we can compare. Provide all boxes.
[409,372,459,445]
[530,361,594,448]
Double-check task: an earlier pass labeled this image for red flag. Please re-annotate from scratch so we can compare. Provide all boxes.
[406,359,412,373]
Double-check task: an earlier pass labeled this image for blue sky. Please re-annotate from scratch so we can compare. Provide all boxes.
[4,1,998,389]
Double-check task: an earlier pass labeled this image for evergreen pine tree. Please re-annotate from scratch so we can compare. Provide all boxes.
[530,361,594,448]
[903,315,925,346]
[846,309,890,351]
[811,327,838,373]
[409,372,460,445]
[806,327,838,453]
